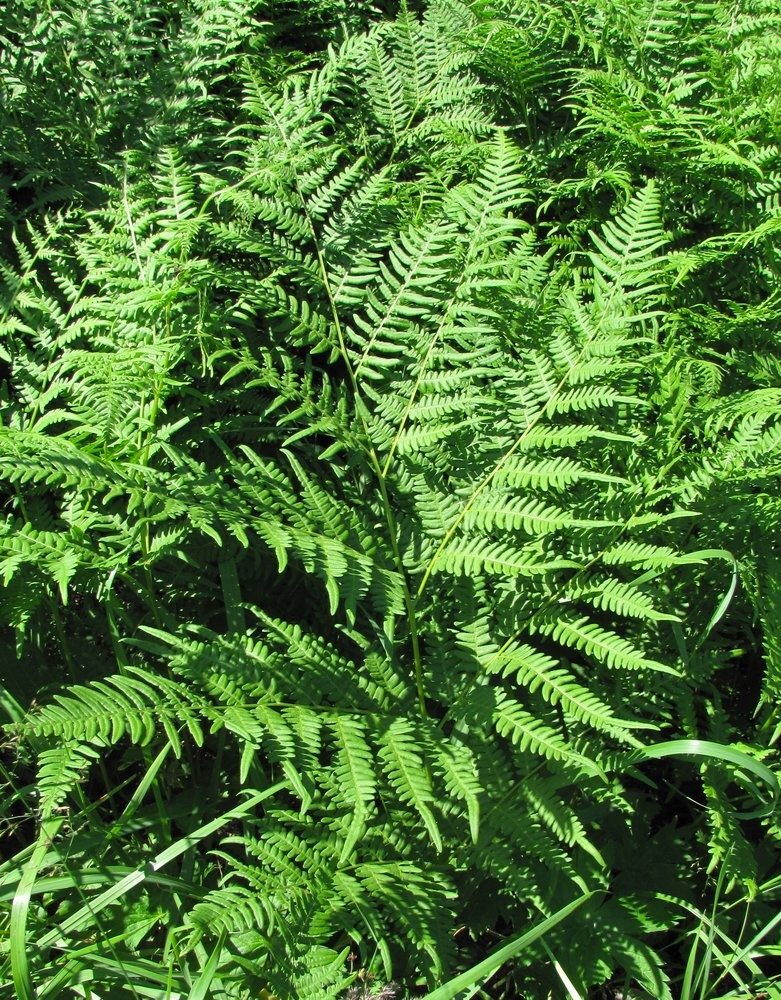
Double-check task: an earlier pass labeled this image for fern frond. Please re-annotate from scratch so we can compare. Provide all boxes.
[23,666,205,756]
[434,738,481,843]
[588,181,668,296]
[438,537,579,577]
[492,643,650,739]
[35,741,103,815]
[378,719,442,851]
[531,613,675,673]
[331,715,377,816]
[491,691,589,768]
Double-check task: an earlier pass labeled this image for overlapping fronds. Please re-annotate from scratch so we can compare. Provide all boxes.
[1,0,779,998]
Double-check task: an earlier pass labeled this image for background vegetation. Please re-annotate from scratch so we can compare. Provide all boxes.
[1,0,780,997]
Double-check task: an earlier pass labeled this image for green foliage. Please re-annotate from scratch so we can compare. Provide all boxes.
[1,0,780,997]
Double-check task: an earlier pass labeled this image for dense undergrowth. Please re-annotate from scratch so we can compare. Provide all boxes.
[1,1,780,997]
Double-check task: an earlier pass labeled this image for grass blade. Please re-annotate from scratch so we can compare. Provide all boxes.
[633,740,779,817]
[35,783,286,951]
[423,892,597,1000]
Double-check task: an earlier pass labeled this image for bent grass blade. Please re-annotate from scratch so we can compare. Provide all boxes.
[11,783,285,998]
[423,892,597,1000]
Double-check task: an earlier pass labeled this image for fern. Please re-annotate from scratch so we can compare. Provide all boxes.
[2,1,780,998]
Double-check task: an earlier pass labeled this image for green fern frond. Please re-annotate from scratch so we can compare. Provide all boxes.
[492,643,650,738]
[23,666,205,756]
[3,2,779,996]
[434,738,482,843]
[378,718,442,851]
[438,537,579,577]
[531,613,675,673]
[35,740,103,815]
[331,715,377,814]
[587,181,668,295]
[491,690,590,767]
